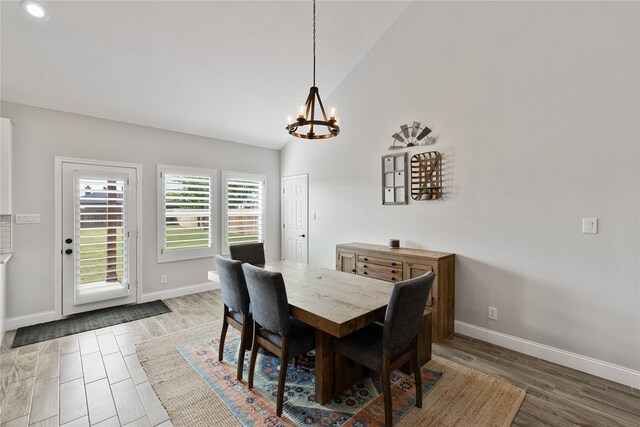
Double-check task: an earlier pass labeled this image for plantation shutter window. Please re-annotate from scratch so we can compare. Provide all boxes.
[158,166,216,263]
[223,172,266,250]
[75,173,130,304]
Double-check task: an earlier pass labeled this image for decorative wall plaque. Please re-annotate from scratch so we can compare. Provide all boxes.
[381,152,408,205]
[410,151,442,200]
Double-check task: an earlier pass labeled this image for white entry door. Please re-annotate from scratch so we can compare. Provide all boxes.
[62,162,138,316]
[281,174,308,263]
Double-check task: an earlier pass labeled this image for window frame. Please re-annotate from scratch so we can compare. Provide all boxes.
[157,164,217,263]
[221,171,267,255]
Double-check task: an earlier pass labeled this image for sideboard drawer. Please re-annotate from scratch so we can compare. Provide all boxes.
[357,266,401,282]
[357,255,401,268]
[357,261,402,276]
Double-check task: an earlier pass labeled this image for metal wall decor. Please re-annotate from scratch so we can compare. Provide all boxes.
[285,0,340,140]
[389,122,434,150]
[410,151,442,200]
[382,152,408,205]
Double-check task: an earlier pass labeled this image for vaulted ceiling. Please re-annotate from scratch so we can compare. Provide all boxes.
[1,1,409,149]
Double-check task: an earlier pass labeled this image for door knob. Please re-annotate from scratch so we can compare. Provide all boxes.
[298,234,306,238]
[65,249,73,255]
[65,238,73,244]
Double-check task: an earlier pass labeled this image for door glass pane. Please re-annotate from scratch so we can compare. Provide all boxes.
[76,176,128,303]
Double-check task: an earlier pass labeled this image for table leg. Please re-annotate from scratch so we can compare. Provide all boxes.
[315,329,335,404]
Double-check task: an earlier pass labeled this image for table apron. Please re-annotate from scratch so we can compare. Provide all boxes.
[290,305,387,338]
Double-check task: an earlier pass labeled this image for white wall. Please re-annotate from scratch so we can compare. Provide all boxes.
[0,101,280,321]
[281,1,640,374]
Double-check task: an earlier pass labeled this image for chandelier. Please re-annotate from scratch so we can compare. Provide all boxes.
[285,0,340,140]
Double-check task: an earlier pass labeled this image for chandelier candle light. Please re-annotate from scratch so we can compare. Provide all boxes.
[285,0,340,140]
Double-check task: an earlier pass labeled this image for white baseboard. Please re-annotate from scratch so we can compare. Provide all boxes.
[454,320,640,389]
[140,281,219,303]
[6,310,57,331]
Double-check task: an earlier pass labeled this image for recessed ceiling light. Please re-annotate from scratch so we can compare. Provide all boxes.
[20,0,49,21]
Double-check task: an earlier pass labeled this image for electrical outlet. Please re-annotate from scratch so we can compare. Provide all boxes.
[160,275,168,284]
[488,306,498,321]
[582,218,598,234]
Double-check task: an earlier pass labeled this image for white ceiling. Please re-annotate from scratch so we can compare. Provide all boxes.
[1,1,409,149]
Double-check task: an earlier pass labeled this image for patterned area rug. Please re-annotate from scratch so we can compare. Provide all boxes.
[177,328,442,427]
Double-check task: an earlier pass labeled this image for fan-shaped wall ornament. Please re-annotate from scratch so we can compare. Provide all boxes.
[389,122,435,150]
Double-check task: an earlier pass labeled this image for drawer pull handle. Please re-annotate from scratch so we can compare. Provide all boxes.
[391,277,397,281]
[363,257,368,261]
[363,265,368,268]
[363,271,368,275]
[351,269,356,273]
[391,262,397,266]
[391,269,396,273]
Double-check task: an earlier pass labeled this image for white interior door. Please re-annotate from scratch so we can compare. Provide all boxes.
[282,174,308,263]
[62,162,138,316]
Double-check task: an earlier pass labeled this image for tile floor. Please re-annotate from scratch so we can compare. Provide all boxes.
[0,313,179,426]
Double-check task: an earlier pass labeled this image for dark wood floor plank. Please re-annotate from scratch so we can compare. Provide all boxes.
[493,355,581,393]
[466,338,530,363]
[512,407,552,426]
[530,386,638,427]
[580,384,640,418]
[517,393,576,427]
[443,337,501,363]
[537,358,633,394]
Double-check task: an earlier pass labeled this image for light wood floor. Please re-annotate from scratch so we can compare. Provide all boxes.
[1,290,638,426]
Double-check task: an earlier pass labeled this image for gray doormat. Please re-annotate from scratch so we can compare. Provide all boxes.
[12,300,171,348]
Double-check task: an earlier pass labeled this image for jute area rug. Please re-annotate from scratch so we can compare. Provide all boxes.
[136,320,525,427]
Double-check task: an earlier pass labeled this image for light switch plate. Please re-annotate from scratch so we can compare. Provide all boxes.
[582,218,598,234]
[16,214,41,224]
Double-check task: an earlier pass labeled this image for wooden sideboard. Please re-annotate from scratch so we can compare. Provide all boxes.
[336,242,455,342]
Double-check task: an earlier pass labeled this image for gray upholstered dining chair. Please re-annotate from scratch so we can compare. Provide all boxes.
[214,255,253,381]
[242,263,315,417]
[229,242,265,266]
[333,272,435,427]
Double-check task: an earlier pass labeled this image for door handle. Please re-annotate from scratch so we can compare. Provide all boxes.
[65,238,73,244]
[298,234,306,238]
[65,249,73,255]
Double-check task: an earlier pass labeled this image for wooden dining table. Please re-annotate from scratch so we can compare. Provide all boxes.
[208,260,432,404]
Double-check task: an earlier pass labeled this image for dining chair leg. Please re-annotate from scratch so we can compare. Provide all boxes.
[248,321,260,390]
[293,355,299,369]
[412,342,422,408]
[381,352,393,427]
[218,307,229,362]
[276,336,290,417]
[236,315,249,381]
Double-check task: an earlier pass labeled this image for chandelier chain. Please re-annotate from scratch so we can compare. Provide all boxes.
[313,0,316,87]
